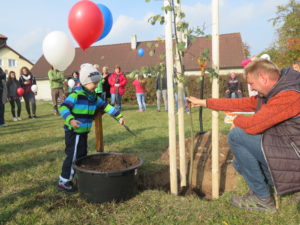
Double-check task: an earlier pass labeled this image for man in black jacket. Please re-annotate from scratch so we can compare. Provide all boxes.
[0,67,7,127]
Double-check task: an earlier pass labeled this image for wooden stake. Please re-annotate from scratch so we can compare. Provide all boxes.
[164,0,178,195]
[94,111,104,152]
[211,0,220,199]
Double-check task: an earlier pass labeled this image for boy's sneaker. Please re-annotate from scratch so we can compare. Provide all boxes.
[0,124,8,127]
[32,115,38,119]
[17,117,22,121]
[12,117,18,122]
[230,191,276,213]
[28,115,32,119]
[57,181,77,193]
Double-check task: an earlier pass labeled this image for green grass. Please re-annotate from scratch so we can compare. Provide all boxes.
[0,102,299,225]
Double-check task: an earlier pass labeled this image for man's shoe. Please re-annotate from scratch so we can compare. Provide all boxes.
[32,115,38,119]
[57,181,77,193]
[28,115,32,119]
[230,191,276,213]
[0,124,8,127]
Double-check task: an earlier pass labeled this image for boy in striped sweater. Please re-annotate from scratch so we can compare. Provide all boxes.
[58,63,125,193]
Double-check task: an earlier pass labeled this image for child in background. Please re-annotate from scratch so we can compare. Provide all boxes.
[58,63,125,193]
[67,71,80,94]
[19,66,37,119]
[132,74,147,112]
[6,71,22,121]
[94,64,105,99]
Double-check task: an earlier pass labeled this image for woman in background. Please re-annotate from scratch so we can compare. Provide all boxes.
[19,66,37,119]
[7,71,22,121]
[132,74,147,112]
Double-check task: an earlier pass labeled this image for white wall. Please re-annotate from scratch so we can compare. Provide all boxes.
[35,80,52,101]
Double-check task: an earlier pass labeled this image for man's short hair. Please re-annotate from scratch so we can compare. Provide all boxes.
[245,59,280,81]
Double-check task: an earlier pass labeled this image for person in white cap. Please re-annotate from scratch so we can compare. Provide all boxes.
[57,63,125,193]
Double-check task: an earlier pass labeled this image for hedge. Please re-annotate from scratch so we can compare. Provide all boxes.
[122,74,248,105]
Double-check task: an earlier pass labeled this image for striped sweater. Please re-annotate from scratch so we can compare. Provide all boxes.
[59,87,122,133]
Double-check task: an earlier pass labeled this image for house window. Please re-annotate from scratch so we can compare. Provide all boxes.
[8,59,17,67]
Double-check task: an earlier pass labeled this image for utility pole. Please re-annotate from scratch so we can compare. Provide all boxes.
[211,0,220,199]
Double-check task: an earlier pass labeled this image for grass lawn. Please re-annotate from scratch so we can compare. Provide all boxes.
[0,101,299,225]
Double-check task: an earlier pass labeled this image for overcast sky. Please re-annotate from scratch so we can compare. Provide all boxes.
[1,0,289,63]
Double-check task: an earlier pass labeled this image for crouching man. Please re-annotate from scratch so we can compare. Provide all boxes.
[187,59,300,213]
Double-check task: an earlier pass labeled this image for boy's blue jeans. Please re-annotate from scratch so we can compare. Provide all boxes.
[228,127,273,198]
[111,94,122,111]
[136,93,146,111]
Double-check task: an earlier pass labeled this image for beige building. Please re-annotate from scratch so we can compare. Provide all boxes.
[0,35,53,100]
[0,34,33,77]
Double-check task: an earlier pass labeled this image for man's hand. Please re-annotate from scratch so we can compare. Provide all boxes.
[186,96,207,108]
[70,119,81,129]
[230,123,236,130]
[225,89,230,93]
[119,117,125,125]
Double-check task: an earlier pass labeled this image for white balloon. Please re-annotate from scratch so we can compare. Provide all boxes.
[260,54,271,61]
[31,84,38,92]
[68,79,75,88]
[42,31,75,71]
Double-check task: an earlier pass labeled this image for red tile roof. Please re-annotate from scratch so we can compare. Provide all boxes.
[32,32,245,80]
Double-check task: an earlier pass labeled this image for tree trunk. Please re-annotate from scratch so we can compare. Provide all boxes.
[174,0,187,188]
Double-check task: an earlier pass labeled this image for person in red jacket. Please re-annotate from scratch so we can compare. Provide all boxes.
[108,65,127,111]
[187,59,300,213]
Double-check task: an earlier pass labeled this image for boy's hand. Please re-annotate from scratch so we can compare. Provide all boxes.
[70,119,81,129]
[119,117,125,125]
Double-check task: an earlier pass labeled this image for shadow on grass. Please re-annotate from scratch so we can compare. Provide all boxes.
[0,136,63,156]
[0,180,76,224]
[0,149,60,177]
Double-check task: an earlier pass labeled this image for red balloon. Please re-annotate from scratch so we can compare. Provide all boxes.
[68,0,104,50]
[17,88,24,96]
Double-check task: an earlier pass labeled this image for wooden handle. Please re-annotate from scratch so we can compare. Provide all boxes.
[94,111,104,152]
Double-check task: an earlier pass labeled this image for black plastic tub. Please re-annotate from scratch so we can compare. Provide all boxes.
[73,152,143,203]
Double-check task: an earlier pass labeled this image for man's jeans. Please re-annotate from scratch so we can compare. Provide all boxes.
[111,93,122,111]
[136,93,146,111]
[228,127,273,198]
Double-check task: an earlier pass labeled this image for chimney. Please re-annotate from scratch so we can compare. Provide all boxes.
[131,34,137,50]
[0,34,7,48]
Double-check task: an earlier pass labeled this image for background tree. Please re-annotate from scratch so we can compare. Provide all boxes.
[265,0,300,68]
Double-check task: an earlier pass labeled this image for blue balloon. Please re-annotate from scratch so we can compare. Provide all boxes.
[138,48,145,57]
[96,3,113,41]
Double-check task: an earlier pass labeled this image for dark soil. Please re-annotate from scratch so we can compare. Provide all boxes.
[157,131,238,199]
[77,154,140,172]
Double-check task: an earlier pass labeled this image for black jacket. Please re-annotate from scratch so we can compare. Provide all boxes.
[259,68,300,195]
[0,67,6,91]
